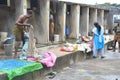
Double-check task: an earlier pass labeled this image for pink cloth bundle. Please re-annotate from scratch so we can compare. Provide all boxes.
[40,52,57,67]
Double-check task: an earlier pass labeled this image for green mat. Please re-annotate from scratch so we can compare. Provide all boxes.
[0,59,43,80]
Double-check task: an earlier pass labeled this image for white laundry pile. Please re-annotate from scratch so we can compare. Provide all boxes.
[78,43,92,52]
[61,42,92,52]
[104,35,114,44]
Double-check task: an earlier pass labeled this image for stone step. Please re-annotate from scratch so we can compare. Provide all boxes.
[0,40,113,80]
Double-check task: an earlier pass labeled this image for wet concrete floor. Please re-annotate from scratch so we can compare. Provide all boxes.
[50,50,120,80]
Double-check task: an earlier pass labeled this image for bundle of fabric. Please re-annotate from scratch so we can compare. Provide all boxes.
[39,52,57,67]
[27,53,44,62]
[81,36,90,42]
[60,46,74,52]
[0,59,43,80]
[81,43,92,52]
[64,42,73,47]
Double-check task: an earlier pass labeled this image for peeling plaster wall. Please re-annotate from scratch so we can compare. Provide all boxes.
[104,11,109,30]
[0,0,27,36]
[0,5,15,35]
[70,4,80,38]
[89,8,97,32]
[80,6,89,36]
[97,9,104,26]
[38,0,50,43]
[55,2,66,41]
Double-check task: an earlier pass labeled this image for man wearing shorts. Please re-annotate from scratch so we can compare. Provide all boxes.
[13,10,33,57]
[113,22,120,52]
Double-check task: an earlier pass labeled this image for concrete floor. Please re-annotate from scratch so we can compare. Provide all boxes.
[50,50,120,80]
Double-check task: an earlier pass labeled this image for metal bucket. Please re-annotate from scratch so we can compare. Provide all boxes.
[54,34,59,42]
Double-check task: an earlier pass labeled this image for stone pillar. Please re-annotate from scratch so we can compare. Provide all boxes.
[89,8,97,32]
[104,11,109,30]
[97,9,104,26]
[27,0,30,9]
[39,0,50,43]
[80,7,89,36]
[57,2,66,41]
[94,9,97,24]
[7,0,10,7]
[15,0,27,18]
[101,10,104,26]
[70,4,80,39]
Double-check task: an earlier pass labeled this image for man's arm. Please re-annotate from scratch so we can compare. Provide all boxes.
[15,15,30,27]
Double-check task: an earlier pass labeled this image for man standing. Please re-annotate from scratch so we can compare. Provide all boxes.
[13,10,33,58]
[49,14,54,43]
[113,22,120,52]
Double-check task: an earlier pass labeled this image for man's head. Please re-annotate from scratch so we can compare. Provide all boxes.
[94,22,101,33]
[26,10,33,18]
[94,22,99,27]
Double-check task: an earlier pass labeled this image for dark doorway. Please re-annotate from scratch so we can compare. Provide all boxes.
[30,0,39,10]
[0,0,7,5]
